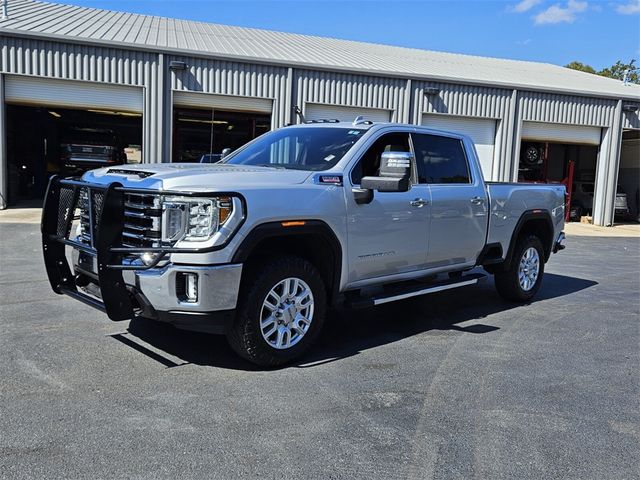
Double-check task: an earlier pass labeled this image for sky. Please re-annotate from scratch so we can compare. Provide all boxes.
[59,0,640,71]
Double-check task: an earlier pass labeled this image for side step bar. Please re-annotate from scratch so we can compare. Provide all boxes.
[348,272,486,309]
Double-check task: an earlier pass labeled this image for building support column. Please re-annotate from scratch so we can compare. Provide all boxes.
[509,92,523,182]
[502,89,518,182]
[404,79,413,124]
[593,100,623,226]
[0,74,7,209]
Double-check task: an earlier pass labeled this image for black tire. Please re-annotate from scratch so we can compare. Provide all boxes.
[494,235,545,303]
[227,255,326,367]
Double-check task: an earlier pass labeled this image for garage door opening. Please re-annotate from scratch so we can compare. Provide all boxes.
[6,104,142,206]
[172,108,271,163]
[518,141,599,221]
[618,129,640,222]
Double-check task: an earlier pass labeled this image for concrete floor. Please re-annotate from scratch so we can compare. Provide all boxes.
[0,223,638,479]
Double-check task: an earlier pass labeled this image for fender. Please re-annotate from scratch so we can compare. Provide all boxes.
[231,220,343,301]
[503,210,555,267]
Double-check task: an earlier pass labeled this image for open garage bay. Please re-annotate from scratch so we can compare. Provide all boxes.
[0,222,638,479]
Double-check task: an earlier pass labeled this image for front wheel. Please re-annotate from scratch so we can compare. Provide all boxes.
[494,235,545,302]
[227,256,326,367]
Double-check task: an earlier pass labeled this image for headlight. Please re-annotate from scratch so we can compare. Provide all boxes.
[161,196,240,244]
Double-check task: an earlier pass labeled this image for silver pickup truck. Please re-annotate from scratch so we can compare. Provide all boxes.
[42,119,566,366]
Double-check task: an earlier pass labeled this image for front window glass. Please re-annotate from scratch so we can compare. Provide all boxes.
[351,133,411,184]
[222,127,366,171]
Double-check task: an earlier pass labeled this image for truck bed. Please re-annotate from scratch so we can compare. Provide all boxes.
[485,182,566,259]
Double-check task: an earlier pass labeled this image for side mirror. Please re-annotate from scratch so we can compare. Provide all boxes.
[221,147,232,159]
[360,151,412,193]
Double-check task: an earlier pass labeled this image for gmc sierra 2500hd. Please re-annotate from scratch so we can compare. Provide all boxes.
[42,118,566,366]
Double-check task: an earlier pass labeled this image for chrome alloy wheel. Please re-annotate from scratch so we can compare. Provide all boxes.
[518,247,540,292]
[260,277,315,350]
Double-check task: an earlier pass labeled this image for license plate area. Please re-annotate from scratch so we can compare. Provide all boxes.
[77,250,97,275]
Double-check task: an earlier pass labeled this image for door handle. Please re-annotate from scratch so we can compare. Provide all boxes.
[410,198,429,208]
[470,196,485,205]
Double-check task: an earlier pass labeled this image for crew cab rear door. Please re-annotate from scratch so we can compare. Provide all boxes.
[412,133,488,268]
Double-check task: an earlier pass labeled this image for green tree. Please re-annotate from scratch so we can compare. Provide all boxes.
[565,61,596,74]
[598,60,639,84]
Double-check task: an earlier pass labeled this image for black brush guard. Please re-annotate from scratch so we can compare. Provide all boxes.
[41,176,237,321]
[42,176,139,320]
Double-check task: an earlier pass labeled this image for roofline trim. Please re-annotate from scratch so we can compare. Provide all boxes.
[2,29,640,102]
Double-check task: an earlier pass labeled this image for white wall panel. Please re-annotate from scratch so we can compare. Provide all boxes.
[5,75,143,112]
[173,91,273,114]
[521,121,602,145]
[305,103,391,122]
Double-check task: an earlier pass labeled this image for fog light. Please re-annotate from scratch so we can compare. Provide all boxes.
[184,273,198,303]
[140,252,157,266]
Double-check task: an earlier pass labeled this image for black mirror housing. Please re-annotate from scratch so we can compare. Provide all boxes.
[361,176,410,192]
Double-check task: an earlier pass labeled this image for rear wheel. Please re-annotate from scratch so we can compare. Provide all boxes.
[227,256,326,367]
[494,235,545,302]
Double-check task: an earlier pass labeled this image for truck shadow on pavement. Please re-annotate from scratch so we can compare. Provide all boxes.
[125,272,597,371]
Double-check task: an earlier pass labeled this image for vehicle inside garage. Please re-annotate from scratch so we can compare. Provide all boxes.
[171,107,271,163]
[5,104,142,205]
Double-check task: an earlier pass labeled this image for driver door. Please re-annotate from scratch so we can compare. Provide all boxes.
[345,131,430,285]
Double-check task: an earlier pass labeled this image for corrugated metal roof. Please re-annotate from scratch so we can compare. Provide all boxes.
[2,0,640,100]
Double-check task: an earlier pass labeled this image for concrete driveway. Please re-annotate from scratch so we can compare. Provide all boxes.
[1,222,638,479]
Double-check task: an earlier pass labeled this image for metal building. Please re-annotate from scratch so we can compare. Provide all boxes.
[1,0,639,225]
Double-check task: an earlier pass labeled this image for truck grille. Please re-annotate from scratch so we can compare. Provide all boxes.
[78,190,163,249]
[123,193,162,248]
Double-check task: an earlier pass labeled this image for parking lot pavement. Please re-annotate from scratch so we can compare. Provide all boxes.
[0,222,638,480]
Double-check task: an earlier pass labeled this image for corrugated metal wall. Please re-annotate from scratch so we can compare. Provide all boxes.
[0,36,164,162]
[294,70,408,123]
[168,56,289,129]
[518,91,617,127]
[0,35,634,224]
[623,111,640,130]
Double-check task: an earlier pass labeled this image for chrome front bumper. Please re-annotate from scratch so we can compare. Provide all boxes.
[72,249,242,313]
[127,262,242,313]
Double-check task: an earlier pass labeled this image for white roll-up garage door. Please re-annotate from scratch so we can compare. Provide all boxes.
[305,103,392,123]
[422,114,496,179]
[173,91,273,114]
[521,121,601,145]
[5,76,143,112]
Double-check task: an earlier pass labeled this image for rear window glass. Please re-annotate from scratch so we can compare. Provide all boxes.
[412,134,471,184]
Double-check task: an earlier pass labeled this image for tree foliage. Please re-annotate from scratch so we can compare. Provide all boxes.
[565,60,639,84]
[565,61,596,74]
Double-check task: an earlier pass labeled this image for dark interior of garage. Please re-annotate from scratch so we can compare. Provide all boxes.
[518,141,599,221]
[618,130,640,222]
[172,108,270,163]
[6,105,142,205]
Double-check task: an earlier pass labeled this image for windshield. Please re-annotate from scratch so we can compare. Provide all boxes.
[222,127,366,171]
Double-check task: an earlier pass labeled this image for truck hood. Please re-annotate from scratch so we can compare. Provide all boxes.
[82,163,314,192]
